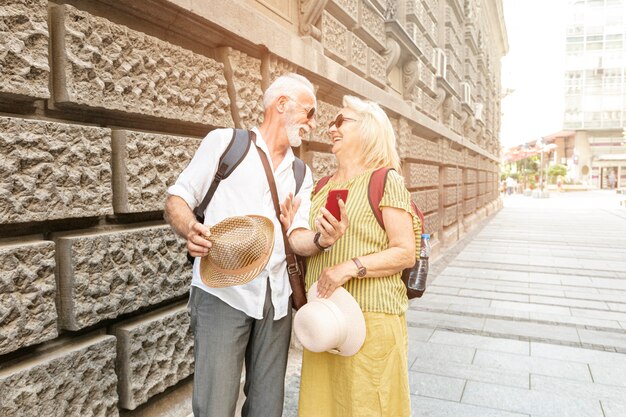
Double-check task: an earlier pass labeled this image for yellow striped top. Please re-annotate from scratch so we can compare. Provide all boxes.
[305,169,420,315]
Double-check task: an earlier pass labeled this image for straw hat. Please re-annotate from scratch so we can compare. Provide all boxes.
[199,215,274,287]
[293,282,366,357]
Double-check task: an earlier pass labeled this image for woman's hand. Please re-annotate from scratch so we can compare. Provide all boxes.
[280,192,301,231]
[315,199,349,248]
[316,260,355,298]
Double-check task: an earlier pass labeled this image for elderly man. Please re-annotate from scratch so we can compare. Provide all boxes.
[164,73,347,417]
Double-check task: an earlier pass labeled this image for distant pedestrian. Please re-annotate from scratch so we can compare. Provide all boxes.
[506,176,516,195]
[608,171,616,189]
[557,175,563,192]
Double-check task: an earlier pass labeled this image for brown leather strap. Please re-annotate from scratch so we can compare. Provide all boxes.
[250,132,299,263]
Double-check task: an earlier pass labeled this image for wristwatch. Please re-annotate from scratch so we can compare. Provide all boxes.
[351,257,366,278]
[313,232,331,252]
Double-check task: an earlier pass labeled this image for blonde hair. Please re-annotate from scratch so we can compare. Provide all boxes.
[343,95,401,172]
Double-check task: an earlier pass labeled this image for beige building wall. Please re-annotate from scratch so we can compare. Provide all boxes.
[0,0,507,415]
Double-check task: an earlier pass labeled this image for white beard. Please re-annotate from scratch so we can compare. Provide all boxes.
[285,111,308,147]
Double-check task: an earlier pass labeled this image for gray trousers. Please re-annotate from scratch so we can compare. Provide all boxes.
[189,283,292,417]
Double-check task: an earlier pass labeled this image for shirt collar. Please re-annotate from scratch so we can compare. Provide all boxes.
[251,127,296,173]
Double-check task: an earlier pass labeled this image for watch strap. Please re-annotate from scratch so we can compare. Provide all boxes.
[351,257,366,278]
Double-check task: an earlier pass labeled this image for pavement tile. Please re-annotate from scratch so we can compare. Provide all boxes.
[429,330,530,355]
[529,295,608,310]
[406,310,485,331]
[462,380,604,417]
[425,285,461,295]
[531,374,626,402]
[607,302,626,312]
[417,293,492,306]
[410,395,530,417]
[412,358,529,389]
[473,350,592,381]
[530,342,626,366]
[572,309,626,323]
[589,362,626,387]
[407,340,476,367]
[407,326,435,342]
[532,282,600,294]
[434,303,532,320]
[491,300,571,315]
[409,371,466,401]
[565,291,626,303]
[601,400,626,417]
[483,318,581,343]
[459,289,530,302]
[528,312,622,329]
[589,278,626,291]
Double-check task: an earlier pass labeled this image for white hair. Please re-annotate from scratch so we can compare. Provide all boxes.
[263,73,315,109]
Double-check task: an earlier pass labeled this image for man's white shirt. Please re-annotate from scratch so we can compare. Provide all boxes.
[167,127,313,320]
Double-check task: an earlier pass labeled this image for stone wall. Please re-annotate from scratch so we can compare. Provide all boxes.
[0,0,506,415]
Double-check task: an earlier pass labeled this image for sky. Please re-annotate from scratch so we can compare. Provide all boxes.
[500,0,568,148]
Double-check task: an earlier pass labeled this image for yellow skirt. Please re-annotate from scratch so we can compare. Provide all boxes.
[298,312,410,417]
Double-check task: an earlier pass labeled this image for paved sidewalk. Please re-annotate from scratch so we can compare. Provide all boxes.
[405,190,626,417]
[283,190,626,417]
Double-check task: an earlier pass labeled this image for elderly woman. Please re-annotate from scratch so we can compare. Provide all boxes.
[298,96,417,417]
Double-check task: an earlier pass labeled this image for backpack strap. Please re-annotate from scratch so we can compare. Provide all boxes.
[193,128,251,219]
[292,157,306,196]
[368,167,425,234]
[368,167,390,229]
[312,175,332,195]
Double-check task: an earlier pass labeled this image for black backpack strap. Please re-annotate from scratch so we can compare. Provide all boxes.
[193,128,251,219]
[292,157,306,195]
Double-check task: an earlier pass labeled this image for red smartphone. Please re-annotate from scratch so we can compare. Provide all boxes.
[325,189,348,221]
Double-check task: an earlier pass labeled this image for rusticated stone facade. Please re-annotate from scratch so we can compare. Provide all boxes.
[0,335,118,417]
[54,225,188,330]
[111,302,193,410]
[0,0,506,415]
[50,4,233,126]
[0,240,56,355]
[0,116,112,224]
[111,130,201,213]
[0,0,50,100]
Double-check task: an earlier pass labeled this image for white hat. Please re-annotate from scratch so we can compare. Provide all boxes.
[293,282,366,357]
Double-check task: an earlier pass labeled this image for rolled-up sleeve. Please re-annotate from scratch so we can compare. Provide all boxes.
[167,129,232,209]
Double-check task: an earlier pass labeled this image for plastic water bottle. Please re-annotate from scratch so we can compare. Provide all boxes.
[408,234,431,294]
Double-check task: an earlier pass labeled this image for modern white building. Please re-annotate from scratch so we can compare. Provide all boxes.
[563,0,626,188]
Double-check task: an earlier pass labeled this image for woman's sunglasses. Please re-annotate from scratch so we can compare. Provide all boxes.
[328,114,358,129]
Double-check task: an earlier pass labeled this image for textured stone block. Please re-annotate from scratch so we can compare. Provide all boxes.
[264,53,296,87]
[309,151,337,180]
[411,189,439,213]
[0,335,118,417]
[348,33,368,76]
[443,167,461,185]
[397,129,440,162]
[218,48,263,129]
[465,198,476,214]
[0,116,112,225]
[465,169,477,183]
[0,0,50,100]
[111,130,201,213]
[367,47,386,87]
[406,163,439,188]
[444,205,458,226]
[465,184,477,199]
[50,4,232,126]
[478,182,486,195]
[424,211,439,234]
[329,0,359,24]
[111,302,193,410]
[0,240,56,355]
[478,170,486,182]
[444,186,462,206]
[443,147,463,166]
[356,1,386,51]
[321,11,348,63]
[54,224,189,330]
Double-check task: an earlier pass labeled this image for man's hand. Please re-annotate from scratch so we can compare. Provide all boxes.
[187,220,212,257]
[279,192,301,231]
